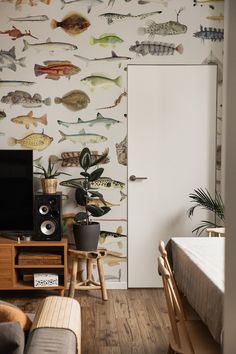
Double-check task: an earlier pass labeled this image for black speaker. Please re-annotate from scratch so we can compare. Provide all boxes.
[33,192,62,241]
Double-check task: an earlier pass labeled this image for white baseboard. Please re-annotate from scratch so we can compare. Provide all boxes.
[106,281,127,289]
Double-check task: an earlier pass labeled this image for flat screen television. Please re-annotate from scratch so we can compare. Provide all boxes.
[0,149,34,236]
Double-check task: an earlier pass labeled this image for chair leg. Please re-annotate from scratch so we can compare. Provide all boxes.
[97,258,108,301]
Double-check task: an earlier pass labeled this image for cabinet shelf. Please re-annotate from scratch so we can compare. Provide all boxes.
[0,236,67,296]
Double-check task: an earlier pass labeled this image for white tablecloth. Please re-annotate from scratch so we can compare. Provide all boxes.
[171,237,224,344]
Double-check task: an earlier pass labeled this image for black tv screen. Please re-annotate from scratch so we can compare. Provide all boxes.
[0,150,34,234]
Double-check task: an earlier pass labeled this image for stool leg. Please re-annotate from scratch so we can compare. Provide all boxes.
[87,258,93,285]
[69,257,78,298]
[97,258,108,301]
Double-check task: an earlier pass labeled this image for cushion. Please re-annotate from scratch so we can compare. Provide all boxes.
[0,321,25,354]
[0,303,32,331]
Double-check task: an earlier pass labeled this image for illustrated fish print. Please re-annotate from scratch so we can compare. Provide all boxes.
[138,0,169,4]
[81,74,122,90]
[97,91,127,110]
[193,26,224,42]
[0,46,25,72]
[0,0,51,8]
[58,112,121,129]
[88,198,120,207]
[202,50,223,84]
[8,132,53,151]
[129,40,183,56]
[58,128,107,145]
[0,80,34,86]
[0,26,38,40]
[51,12,90,36]
[9,15,49,21]
[206,13,224,21]
[116,134,127,166]
[193,0,224,7]
[74,51,132,64]
[108,0,132,5]
[34,60,81,80]
[99,10,162,25]
[60,0,103,13]
[54,90,90,111]
[23,38,78,53]
[120,190,127,201]
[60,176,125,189]
[0,132,5,136]
[11,111,47,129]
[49,148,110,167]
[138,8,187,38]
[100,226,126,243]
[0,111,6,119]
[90,33,124,48]
[1,90,51,108]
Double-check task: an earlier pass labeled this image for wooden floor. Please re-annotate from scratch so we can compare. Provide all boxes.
[79,289,170,354]
[0,289,170,354]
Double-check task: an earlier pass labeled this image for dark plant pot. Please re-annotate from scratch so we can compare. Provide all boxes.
[73,222,100,251]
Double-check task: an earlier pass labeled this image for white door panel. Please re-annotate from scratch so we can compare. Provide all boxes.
[128,65,217,288]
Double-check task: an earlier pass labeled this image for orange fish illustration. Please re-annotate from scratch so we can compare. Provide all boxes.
[51,12,90,36]
[34,60,80,80]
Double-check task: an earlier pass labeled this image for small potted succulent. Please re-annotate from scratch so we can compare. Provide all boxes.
[34,159,70,194]
[72,147,111,251]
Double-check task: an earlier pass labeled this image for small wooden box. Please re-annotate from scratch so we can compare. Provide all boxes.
[18,252,62,265]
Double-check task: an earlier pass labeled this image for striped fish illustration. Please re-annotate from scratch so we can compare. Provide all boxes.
[193,26,224,42]
[129,40,183,56]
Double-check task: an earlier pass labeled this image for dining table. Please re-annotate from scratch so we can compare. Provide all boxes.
[170,237,224,344]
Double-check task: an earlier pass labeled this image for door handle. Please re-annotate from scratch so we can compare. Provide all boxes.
[129,175,148,181]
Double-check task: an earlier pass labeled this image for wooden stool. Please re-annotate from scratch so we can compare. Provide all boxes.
[68,248,108,301]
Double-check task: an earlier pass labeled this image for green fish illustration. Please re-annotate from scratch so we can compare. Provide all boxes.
[89,33,124,47]
[58,128,107,145]
[57,112,121,129]
[60,176,125,189]
[81,74,122,90]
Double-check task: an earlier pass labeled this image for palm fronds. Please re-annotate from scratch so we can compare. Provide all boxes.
[187,188,225,235]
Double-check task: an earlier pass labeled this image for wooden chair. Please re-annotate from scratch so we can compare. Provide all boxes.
[206,227,225,237]
[158,256,221,354]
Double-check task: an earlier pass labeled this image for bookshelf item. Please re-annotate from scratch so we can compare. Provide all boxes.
[34,273,59,287]
[0,236,67,296]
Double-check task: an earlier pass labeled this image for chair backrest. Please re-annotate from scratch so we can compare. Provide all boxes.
[158,240,186,319]
[158,256,195,354]
[206,227,225,237]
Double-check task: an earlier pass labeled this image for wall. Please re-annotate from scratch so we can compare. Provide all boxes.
[223,1,236,352]
[0,0,224,288]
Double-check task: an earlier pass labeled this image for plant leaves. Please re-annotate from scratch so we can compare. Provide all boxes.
[87,204,104,217]
[79,148,91,170]
[74,212,87,223]
[89,168,104,182]
[90,148,109,167]
[80,172,90,178]
[101,206,111,215]
[75,186,87,206]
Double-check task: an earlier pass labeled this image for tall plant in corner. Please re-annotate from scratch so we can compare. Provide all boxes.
[72,147,111,250]
[187,188,225,235]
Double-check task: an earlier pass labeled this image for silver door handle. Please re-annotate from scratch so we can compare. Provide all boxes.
[129,175,148,181]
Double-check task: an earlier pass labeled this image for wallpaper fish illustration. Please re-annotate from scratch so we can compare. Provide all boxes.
[60,176,125,189]
[0,0,224,287]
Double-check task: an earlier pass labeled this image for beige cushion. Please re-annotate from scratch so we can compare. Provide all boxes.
[0,303,32,331]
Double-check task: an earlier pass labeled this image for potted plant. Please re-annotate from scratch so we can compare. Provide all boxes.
[34,159,70,194]
[72,147,111,251]
[187,187,225,235]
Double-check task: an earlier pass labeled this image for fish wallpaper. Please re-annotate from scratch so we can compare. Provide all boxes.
[0,0,224,288]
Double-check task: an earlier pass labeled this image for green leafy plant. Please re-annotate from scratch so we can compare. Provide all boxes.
[74,147,111,225]
[34,159,71,179]
[187,187,225,235]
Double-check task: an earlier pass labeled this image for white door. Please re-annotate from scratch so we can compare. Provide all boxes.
[128,65,217,287]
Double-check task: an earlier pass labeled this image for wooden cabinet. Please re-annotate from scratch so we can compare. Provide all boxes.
[0,237,67,296]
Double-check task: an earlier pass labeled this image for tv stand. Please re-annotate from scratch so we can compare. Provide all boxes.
[0,236,67,296]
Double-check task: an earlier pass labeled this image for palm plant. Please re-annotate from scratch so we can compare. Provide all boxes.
[187,188,225,235]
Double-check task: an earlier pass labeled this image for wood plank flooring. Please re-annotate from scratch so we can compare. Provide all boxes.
[0,289,170,354]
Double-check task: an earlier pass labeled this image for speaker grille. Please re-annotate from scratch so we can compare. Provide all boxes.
[33,192,62,241]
